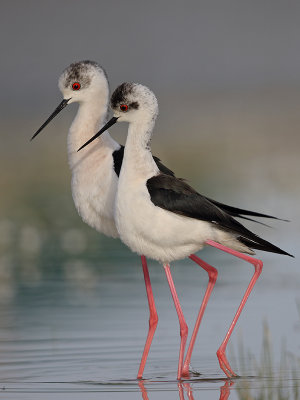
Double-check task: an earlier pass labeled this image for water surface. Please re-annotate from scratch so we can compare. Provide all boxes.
[0,232,298,399]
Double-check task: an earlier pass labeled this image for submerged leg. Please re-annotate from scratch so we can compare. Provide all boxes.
[164,264,188,380]
[206,240,263,378]
[182,254,218,377]
[137,255,158,379]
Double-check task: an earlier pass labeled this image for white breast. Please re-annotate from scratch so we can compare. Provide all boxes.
[70,138,120,238]
[116,177,218,263]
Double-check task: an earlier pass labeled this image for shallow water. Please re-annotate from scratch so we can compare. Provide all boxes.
[0,234,299,399]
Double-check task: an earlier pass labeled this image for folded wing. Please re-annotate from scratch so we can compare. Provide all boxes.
[146,174,292,257]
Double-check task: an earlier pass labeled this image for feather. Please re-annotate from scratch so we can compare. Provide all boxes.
[146,174,293,257]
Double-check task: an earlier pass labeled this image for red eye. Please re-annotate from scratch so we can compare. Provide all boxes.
[120,104,128,112]
[72,82,81,90]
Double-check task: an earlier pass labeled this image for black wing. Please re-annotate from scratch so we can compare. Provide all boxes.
[146,174,292,257]
[205,197,286,225]
[113,146,285,223]
[112,146,124,177]
[114,147,284,223]
[112,146,174,177]
[153,155,175,176]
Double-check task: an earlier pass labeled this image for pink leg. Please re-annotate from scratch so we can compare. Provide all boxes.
[138,381,149,400]
[183,382,195,400]
[206,240,263,378]
[219,380,234,400]
[178,383,185,400]
[137,255,158,379]
[182,254,218,377]
[164,264,188,380]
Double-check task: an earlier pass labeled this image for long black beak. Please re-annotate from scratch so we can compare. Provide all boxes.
[31,98,71,141]
[77,116,119,152]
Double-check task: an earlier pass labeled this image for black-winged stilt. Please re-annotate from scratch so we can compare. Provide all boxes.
[79,82,292,380]
[31,61,176,379]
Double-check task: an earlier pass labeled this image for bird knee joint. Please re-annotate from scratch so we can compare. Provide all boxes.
[149,314,158,327]
[180,324,188,338]
[254,260,263,275]
[209,268,218,283]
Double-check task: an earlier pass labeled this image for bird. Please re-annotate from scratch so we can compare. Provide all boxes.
[31,60,176,379]
[31,62,283,381]
[78,82,293,380]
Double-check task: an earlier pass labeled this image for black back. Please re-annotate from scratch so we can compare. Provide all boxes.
[146,174,292,257]
[112,146,175,177]
[112,146,292,256]
[113,146,283,223]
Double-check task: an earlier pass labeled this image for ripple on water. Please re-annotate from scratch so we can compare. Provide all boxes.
[0,252,299,399]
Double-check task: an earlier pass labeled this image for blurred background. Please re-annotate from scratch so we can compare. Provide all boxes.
[0,1,299,398]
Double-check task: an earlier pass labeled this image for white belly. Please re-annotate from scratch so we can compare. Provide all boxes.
[115,180,216,263]
[71,148,119,238]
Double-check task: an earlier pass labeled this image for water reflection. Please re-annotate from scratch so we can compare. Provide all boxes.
[0,246,299,397]
[138,379,235,400]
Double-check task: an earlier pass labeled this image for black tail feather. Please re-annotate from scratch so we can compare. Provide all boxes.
[215,210,294,258]
[237,215,273,227]
[239,236,294,257]
[206,197,289,222]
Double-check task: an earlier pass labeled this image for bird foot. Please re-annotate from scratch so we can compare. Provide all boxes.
[217,349,239,378]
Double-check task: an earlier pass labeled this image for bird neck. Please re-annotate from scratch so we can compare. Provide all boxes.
[67,96,117,170]
[122,117,158,179]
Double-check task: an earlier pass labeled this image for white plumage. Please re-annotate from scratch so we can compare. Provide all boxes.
[113,83,252,263]
[79,81,291,380]
[34,69,292,381]
[33,61,121,238]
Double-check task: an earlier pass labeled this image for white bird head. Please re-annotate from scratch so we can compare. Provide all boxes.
[58,60,109,105]
[110,82,158,123]
[78,82,159,151]
[31,60,108,141]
